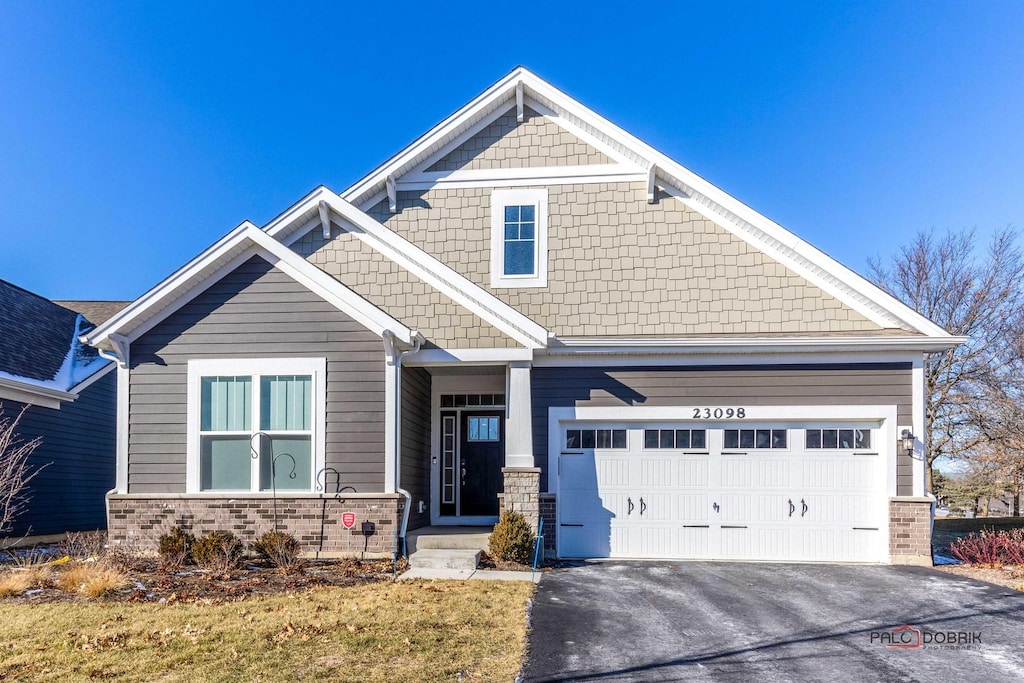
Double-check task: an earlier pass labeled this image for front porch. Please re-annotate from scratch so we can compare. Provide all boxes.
[399,362,541,534]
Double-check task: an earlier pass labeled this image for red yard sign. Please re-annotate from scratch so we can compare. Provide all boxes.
[341,511,356,529]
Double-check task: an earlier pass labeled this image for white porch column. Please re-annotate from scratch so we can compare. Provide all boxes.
[505,361,534,468]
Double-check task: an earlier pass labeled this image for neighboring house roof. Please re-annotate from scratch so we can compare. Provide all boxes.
[0,280,115,408]
[53,300,131,326]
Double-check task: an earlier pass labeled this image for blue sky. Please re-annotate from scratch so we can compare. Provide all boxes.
[1,1,1022,301]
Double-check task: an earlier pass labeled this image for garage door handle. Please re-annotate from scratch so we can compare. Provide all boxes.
[713,502,720,513]
[788,499,795,517]
[627,497,634,515]
[801,499,808,517]
[639,497,647,516]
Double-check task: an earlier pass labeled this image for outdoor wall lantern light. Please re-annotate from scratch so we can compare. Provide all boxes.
[901,429,916,456]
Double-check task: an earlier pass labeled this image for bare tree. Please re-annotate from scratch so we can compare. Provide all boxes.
[868,227,1024,491]
[0,407,44,537]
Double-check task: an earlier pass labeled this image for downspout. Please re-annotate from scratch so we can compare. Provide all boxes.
[92,335,129,541]
[383,329,422,559]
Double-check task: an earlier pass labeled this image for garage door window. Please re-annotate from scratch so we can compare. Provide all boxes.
[566,428,627,449]
[643,429,707,450]
[806,428,870,449]
[724,428,787,450]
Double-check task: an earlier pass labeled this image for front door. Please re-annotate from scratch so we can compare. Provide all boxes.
[439,410,503,517]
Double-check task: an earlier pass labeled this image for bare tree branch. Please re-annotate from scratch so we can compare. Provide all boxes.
[0,406,45,536]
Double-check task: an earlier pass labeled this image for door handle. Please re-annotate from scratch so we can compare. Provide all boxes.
[627,497,634,515]
[801,499,808,518]
[640,497,647,516]
[788,499,795,518]
[713,502,720,513]
[461,467,466,486]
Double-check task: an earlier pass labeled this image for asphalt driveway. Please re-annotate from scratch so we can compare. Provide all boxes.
[522,562,1024,682]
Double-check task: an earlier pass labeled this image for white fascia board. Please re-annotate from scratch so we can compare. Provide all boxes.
[340,72,526,205]
[82,221,255,350]
[318,194,549,349]
[402,347,534,366]
[549,336,966,354]
[533,349,925,368]
[514,69,956,339]
[0,377,76,409]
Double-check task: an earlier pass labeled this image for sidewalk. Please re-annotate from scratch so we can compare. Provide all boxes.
[399,567,540,582]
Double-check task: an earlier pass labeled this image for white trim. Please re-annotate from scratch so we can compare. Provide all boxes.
[505,361,534,468]
[545,336,964,356]
[399,163,644,185]
[0,379,74,410]
[534,349,924,368]
[396,173,646,192]
[185,357,327,494]
[384,358,397,494]
[490,188,548,288]
[911,356,926,496]
[403,347,533,365]
[115,364,129,494]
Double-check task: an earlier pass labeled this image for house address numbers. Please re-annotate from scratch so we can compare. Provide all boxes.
[692,407,746,419]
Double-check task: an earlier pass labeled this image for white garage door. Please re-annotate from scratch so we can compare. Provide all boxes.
[557,422,886,562]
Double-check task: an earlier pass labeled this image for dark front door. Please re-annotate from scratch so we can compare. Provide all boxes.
[459,410,503,516]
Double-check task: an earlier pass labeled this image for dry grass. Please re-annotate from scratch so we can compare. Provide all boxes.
[0,579,534,682]
[56,562,128,597]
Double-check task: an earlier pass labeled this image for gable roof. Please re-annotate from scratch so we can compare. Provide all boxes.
[336,66,956,342]
[82,221,421,360]
[0,280,112,406]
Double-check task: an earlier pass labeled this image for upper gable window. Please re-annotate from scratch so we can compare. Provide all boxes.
[490,189,548,288]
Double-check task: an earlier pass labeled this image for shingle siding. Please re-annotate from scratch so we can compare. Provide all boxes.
[2,370,116,537]
[531,364,915,494]
[367,182,884,337]
[294,229,520,349]
[426,105,611,172]
[128,256,387,494]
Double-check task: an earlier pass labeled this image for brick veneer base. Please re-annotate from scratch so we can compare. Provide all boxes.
[889,496,933,566]
[107,494,404,558]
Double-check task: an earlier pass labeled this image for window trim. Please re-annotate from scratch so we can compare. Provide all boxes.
[186,358,327,494]
[490,188,548,288]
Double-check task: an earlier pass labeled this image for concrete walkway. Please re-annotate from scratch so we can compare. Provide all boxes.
[399,567,540,582]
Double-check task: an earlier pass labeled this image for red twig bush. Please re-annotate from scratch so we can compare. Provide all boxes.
[950,528,1024,566]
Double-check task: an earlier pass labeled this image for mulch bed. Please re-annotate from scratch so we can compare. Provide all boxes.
[933,564,1024,592]
[0,555,406,605]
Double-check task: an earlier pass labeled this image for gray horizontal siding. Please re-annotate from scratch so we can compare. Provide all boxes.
[400,366,432,532]
[2,370,116,536]
[128,256,386,494]
[532,364,915,494]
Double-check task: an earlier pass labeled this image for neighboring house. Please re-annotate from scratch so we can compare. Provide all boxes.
[0,281,127,541]
[84,67,961,565]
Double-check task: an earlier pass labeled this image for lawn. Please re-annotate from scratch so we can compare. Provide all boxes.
[0,580,534,682]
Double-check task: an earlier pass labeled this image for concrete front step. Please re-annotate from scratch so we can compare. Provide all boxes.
[408,548,482,570]
[407,527,491,554]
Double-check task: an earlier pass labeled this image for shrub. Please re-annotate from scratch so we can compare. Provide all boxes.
[252,530,304,573]
[192,531,244,571]
[106,536,146,573]
[949,528,1024,566]
[158,526,195,571]
[58,530,107,560]
[488,510,536,565]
